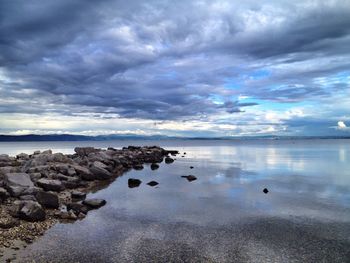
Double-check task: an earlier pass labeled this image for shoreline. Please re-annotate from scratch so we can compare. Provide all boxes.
[0,146,178,260]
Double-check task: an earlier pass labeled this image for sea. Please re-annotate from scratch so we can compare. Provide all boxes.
[1,139,349,262]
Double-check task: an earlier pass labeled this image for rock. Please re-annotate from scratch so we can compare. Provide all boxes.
[42,149,52,155]
[62,177,81,189]
[147,181,159,187]
[4,172,34,188]
[36,191,59,209]
[4,173,34,197]
[74,147,99,157]
[37,178,64,192]
[0,166,20,174]
[0,154,11,162]
[0,217,20,229]
[71,191,86,200]
[89,161,112,180]
[66,202,89,214]
[60,210,77,220]
[33,150,41,155]
[263,188,269,194]
[29,172,42,182]
[16,153,29,160]
[19,195,37,201]
[71,165,94,181]
[165,157,174,164]
[0,187,9,200]
[133,164,144,170]
[18,201,46,222]
[128,178,141,188]
[166,150,179,156]
[83,199,106,209]
[181,175,197,182]
[150,163,159,170]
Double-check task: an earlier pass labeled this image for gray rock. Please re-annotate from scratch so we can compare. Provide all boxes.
[36,191,59,208]
[16,153,29,160]
[0,166,20,174]
[66,202,89,214]
[18,201,46,222]
[19,195,37,201]
[74,147,99,157]
[0,154,11,162]
[71,191,86,200]
[89,161,112,180]
[42,149,52,155]
[37,178,64,192]
[4,172,34,187]
[29,172,42,182]
[83,199,106,209]
[71,164,95,181]
[4,173,34,197]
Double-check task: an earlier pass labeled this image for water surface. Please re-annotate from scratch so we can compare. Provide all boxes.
[2,139,349,262]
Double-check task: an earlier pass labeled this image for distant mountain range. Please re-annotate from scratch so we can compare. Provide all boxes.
[0,134,350,142]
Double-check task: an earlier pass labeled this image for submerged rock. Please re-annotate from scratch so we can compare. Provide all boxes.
[128,178,142,188]
[150,163,159,170]
[181,175,197,182]
[165,157,174,164]
[133,164,144,170]
[83,199,106,209]
[147,181,159,187]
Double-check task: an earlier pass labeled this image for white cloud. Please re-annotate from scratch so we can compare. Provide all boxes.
[338,121,347,129]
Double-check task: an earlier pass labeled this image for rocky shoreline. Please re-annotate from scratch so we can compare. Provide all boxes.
[0,146,178,255]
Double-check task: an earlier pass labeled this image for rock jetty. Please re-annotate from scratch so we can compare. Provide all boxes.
[0,146,178,248]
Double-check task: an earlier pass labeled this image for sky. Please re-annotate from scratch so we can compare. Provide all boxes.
[0,0,350,137]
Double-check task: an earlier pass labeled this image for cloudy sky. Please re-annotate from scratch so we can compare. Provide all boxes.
[0,0,350,137]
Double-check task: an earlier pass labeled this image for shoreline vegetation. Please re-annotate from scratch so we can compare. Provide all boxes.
[0,146,179,259]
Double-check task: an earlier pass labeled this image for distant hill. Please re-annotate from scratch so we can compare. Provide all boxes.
[0,134,349,142]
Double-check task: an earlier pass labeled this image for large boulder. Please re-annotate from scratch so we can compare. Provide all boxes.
[74,147,100,157]
[18,201,46,222]
[89,161,112,180]
[37,178,64,192]
[4,173,34,197]
[36,191,59,209]
[71,164,95,181]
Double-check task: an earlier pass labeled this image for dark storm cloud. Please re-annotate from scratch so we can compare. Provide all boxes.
[0,0,349,121]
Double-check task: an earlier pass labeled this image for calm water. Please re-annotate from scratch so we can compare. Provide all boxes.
[2,139,350,262]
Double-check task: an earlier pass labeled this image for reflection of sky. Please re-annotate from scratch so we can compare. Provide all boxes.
[1,139,350,225]
[13,139,350,262]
